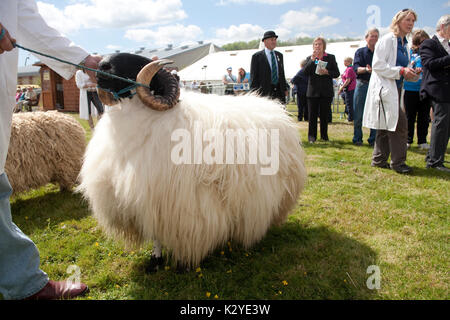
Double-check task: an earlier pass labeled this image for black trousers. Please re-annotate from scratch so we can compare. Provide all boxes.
[426,100,450,168]
[87,91,104,115]
[404,90,431,145]
[307,96,333,141]
[296,92,308,121]
[269,84,286,104]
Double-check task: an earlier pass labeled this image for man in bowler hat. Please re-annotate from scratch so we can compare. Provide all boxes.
[250,31,288,103]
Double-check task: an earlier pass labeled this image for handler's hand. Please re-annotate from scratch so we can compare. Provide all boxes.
[0,23,16,54]
[82,55,103,83]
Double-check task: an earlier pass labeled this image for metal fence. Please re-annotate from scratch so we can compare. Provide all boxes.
[181,81,347,117]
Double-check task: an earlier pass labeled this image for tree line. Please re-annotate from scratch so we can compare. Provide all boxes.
[221,37,359,51]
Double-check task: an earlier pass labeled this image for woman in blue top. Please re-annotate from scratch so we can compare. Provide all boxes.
[237,67,250,83]
[404,29,431,149]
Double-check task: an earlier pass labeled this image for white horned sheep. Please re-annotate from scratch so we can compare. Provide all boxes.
[6,111,86,195]
[77,53,307,270]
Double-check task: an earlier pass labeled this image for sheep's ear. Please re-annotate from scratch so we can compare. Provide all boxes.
[97,88,119,106]
[136,60,180,111]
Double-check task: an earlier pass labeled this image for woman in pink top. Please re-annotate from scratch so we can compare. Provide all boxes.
[338,57,357,121]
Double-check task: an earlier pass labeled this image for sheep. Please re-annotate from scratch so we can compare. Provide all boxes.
[5,111,86,195]
[77,53,307,270]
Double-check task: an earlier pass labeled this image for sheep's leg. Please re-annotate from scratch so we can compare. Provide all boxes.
[145,240,165,273]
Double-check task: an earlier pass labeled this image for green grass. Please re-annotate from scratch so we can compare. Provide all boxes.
[9,107,449,300]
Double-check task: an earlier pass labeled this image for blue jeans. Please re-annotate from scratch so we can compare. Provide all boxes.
[353,80,376,144]
[0,173,48,300]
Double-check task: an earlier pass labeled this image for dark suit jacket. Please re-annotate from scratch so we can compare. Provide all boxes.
[250,49,288,97]
[420,35,450,103]
[303,53,340,98]
[291,69,309,95]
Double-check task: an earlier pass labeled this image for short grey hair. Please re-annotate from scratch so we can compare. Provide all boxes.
[436,14,450,32]
[365,28,380,38]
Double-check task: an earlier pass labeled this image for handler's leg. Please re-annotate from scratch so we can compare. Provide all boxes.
[0,173,49,300]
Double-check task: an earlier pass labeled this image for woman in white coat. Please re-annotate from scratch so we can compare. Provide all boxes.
[0,0,100,300]
[363,9,420,174]
[76,68,103,130]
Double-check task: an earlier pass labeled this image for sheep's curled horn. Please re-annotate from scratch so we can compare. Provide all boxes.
[136,59,180,111]
[97,59,180,111]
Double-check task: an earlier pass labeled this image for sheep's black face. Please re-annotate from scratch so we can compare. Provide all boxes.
[97,53,166,99]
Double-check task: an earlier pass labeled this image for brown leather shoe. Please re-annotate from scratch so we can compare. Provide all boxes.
[24,280,89,300]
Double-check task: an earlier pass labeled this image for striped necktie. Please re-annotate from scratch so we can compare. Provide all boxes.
[270,51,278,85]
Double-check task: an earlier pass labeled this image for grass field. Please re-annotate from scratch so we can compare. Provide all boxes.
[9,104,449,300]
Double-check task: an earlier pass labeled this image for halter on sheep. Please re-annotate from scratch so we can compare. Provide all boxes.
[78,53,307,271]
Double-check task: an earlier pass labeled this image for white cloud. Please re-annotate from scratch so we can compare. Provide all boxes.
[37,2,81,35]
[214,24,265,44]
[217,0,297,5]
[106,44,122,50]
[279,7,340,32]
[37,0,187,33]
[125,24,203,47]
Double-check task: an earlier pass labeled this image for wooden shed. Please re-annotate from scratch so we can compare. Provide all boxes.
[34,62,80,112]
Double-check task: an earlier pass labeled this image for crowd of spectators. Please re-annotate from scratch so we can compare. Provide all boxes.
[179,12,449,173]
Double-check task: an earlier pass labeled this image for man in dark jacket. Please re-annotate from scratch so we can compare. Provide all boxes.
[250,31,288,103]
[420,14,450,172]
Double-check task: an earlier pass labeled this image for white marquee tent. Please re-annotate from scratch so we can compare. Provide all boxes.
[178,40,367,83]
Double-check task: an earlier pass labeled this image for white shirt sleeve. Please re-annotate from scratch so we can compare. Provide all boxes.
[16,0,89,80]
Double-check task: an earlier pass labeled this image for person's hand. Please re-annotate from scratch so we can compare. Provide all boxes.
[366,64,372,73]
[311,50,323,61]
[318,68,329,76]
[414,67,422,74]
[82,55,102,83]
[0,23,16,54]
[402,67,419,81]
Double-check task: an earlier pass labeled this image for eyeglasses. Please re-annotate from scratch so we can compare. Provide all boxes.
[402,8,410,12]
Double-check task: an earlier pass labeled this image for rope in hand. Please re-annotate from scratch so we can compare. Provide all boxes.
[13,43,151,90]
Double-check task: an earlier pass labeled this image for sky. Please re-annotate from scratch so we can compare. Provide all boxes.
[18,0,450,66]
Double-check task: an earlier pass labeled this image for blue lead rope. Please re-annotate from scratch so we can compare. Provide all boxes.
[100,84,138,100]
[0,28,6,41]
[13,43,151,96]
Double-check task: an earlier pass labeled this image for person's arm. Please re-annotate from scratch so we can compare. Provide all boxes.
[338,79,351,94]
[420,39,450,72]
[371,35,417,80]
[16,0,100,80]
[250,54,260,90]
[326,54,340,78]
[303,56,315,75]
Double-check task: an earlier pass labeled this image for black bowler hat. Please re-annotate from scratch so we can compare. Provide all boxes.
[262,30,278,42]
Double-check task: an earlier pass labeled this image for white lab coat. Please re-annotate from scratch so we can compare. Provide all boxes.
[362,32,410,131]
[75,70,98,120]
[0,0,88,174]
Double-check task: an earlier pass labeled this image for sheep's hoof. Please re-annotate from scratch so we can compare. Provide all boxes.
[145,256,165,273]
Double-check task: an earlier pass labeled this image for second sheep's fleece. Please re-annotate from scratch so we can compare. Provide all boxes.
[78,53,307,268]
[6,111,86,195]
